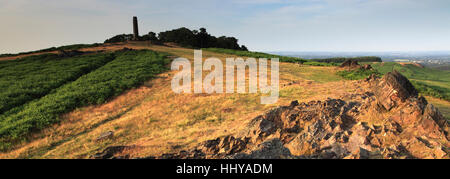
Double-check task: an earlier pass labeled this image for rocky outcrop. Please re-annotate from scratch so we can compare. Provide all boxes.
[145,71,449,159]
[373,71,418,110]
[92,145,133,159]
[340,60,360,68]
[340,60,373,71]
[95,131,114,142]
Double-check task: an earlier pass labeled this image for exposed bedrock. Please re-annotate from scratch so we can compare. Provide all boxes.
[104,71,449,159]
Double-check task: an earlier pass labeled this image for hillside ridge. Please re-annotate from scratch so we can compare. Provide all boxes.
[141,71,449,159]
[0,42,448,159]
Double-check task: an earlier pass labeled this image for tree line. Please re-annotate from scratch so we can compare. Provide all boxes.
[105,27,248,51]
[310,56,382,63]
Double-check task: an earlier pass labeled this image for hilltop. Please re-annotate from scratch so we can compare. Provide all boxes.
[149,71,449,159]
[0,41,448,159]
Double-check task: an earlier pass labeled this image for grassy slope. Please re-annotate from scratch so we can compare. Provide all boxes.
[0,50,170,151]
[203,48,307,63]
[0,43,355,158]
[0,43,448,158]
[0,53,116,114]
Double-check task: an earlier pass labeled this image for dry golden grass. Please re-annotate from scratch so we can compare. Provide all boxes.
[1,42,446,158]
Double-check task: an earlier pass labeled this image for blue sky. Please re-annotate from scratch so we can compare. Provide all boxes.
[1,0,450,53]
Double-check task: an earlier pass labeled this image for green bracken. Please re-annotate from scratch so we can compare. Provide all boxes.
[337,68,381,80]
[0,50,170,151]
[0,53,116,114]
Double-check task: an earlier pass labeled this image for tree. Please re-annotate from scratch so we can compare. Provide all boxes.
[104,34,133,43]
[197,28,210,48]
[148,32,158,41]
[110,27,248,50]
[158,27,195,47]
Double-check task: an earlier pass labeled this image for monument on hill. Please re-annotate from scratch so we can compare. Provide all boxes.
[132,16,139,41]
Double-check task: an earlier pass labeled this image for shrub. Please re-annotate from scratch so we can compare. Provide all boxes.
[104,34,133,43]
[337,68,381,80]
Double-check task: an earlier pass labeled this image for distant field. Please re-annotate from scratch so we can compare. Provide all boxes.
[203,48,382,67]
[203,48,307,63]
[309,56,382,63]
[0,50,170,151]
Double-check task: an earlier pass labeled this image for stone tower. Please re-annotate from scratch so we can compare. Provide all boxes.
[132,16,139,40]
